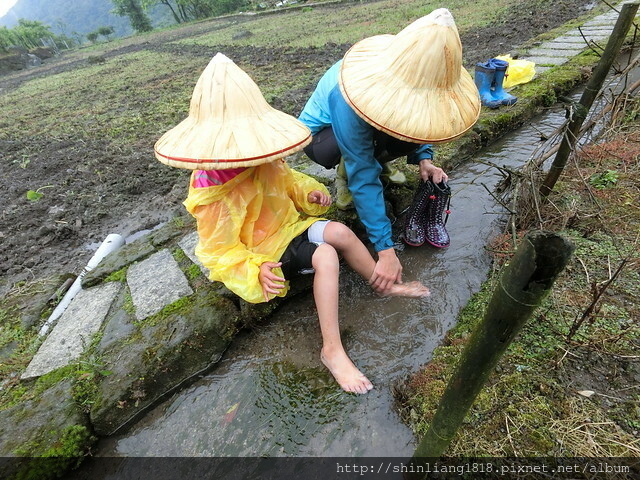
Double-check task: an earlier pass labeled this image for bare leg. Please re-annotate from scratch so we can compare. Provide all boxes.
[312,243,373,394]
[322,222,430,297]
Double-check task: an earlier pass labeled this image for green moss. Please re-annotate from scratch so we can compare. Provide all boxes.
[104,266,128,283]
[172,247,188,262]
[185,263,202,281]
[122,291,135,316]
[13,425,95,480]
[0,385,29,411]
[172,215,187,228]
[136,295,192,328]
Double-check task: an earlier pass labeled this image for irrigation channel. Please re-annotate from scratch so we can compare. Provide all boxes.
[70,74,623,475]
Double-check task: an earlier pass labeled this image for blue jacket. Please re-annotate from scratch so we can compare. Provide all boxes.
[299,61,434,252]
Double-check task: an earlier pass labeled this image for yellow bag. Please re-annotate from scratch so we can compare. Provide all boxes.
[495,54,536,88]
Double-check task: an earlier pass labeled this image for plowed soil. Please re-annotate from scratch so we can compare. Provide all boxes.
[0,0,602,292]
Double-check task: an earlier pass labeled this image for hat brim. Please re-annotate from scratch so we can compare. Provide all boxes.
[339,34,481,144]
[154,53,312,170]
[154,111,311,170]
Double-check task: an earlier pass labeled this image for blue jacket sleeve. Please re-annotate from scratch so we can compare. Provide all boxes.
[328,87,395,252]
[407,144,435,164]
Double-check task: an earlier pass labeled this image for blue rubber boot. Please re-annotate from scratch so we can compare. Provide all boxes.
[490,58,518,106]
[474,62,501,109]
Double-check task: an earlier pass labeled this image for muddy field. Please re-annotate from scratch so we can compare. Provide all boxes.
[0,0,602,292]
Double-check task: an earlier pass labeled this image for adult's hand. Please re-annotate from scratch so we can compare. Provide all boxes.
[419,159,449,184]
[369,248,402,294]
[259,261,285,301]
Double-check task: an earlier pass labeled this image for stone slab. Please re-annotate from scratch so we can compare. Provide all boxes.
[579,27,612,35]
[579,34,612,43]
[536,41,586,52]
[21,282,121,379]
[178,231,210,277]
[580,23,616,30]
[526,56,570,66]
[527,48,577,58]
[127,249,193,320]
[533,66,551,75]
[552,35,592,45]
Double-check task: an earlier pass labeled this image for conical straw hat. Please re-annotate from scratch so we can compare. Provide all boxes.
[339,8,481,144]
[155,53,311,170]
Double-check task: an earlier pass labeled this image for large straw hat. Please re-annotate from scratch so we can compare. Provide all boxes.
[339,8,481,144]
[154,53,311,169]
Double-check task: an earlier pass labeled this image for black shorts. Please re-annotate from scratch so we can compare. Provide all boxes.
[279,230,318,279]
[303,126,341,169]
[302,126,419,169]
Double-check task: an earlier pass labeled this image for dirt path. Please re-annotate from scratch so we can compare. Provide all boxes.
[0,0,601,293]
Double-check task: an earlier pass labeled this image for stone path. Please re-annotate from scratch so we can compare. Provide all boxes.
[526,8,620,75]
[20,3,627,381]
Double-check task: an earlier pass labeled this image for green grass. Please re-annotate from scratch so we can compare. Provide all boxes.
[402,106,640,456]
[0,51,198,144]
[403,240,639,456]
[176,0,513,49]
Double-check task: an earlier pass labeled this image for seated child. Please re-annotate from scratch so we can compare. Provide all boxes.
[154,53,430,394]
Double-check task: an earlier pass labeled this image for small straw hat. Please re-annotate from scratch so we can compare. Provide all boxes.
[154,53,311,170]
[339,8,481,144]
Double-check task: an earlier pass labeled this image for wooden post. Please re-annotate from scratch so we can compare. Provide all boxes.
[540,1,640,197]
[411,231,574,462]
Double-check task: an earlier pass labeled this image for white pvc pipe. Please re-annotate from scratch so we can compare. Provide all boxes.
[38,233,125,336]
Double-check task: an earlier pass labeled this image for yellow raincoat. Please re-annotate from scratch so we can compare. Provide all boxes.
[183,159,330,304]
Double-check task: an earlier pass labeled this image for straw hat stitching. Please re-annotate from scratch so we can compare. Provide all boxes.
[154,52,311,170]
[338,8,481,144]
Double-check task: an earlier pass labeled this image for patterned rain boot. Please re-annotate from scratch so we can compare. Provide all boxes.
[335,158,353,210]
[403,180,434,247]
[489,58,518,106]
[381,161,407,185]
[424,181,451,248]
[474,61,501,109]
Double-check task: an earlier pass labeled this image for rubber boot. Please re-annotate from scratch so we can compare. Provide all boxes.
[474,62,501,109]
[381,161,406,185]
[335,158,353,210]
[489,58,517,106]
[403,180,434,247]
[424,181,451,248]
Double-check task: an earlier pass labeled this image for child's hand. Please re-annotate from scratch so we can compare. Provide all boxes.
[308,190,332,207]
[259,262,286,301]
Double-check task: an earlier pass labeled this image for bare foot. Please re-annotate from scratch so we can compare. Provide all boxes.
[384,280,430,298]
[321,348,373,394]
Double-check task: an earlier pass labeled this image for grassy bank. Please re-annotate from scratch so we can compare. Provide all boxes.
[399,96,640,457]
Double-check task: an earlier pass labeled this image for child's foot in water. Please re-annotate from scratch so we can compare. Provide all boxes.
[321,347,373,394]
[385,280,430,298]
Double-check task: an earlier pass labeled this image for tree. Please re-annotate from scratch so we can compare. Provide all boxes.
[97,26,115,40]
[14,19,53,49]
[111,0,153,33]
[86,26,116,43]
[154,0,184,23]
[0,19,76,53]
[142,0,247,24]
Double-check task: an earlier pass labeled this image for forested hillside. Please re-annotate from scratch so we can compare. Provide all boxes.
[0,0,173,37]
